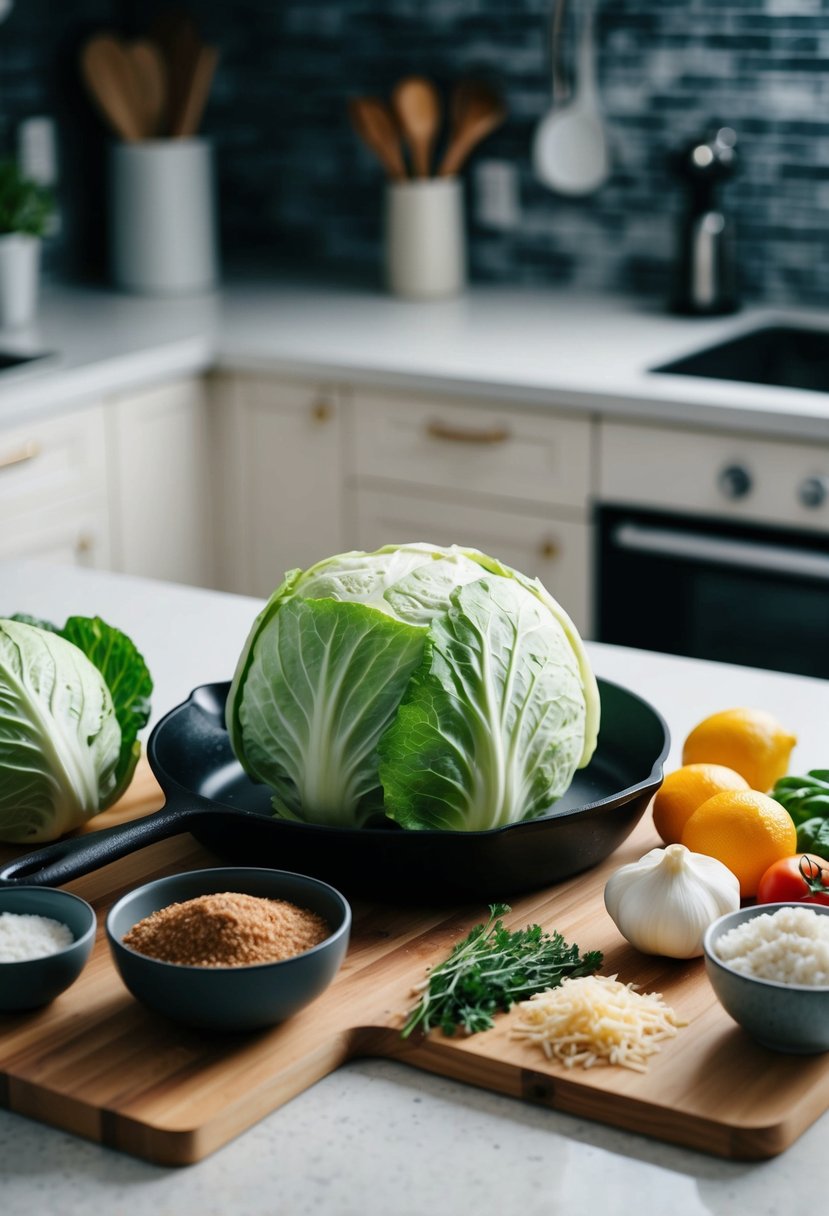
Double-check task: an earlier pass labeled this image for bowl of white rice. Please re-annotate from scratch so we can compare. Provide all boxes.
[0,886,96,1011]
[703,902,829,1054]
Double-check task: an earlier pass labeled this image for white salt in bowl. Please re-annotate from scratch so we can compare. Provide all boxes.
[703,902,829,1054]
[0,886,96,1011]
[106,866,351,1032]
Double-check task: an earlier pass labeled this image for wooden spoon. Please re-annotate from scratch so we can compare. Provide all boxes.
[80,34,144,142]
[126,39,167,138]
[348,97,407,181]
[391,76,441,178]
[437,80,506,177]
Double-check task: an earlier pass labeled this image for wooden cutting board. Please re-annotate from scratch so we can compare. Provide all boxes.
[2,759,829,1167]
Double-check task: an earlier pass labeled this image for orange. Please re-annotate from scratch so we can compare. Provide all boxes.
[681,789,797,897]
[681,708,797,792]
[652,764,749,844]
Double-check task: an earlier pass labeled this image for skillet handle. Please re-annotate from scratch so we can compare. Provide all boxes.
[0,804,206,887]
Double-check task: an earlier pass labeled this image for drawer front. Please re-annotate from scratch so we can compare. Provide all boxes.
[0,497,110,568]
[600,419,829,532]
[350,486,592,635]
[351,390,592,511]
[0,404,107,519]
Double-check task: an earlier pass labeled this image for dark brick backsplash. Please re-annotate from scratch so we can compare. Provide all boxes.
[2,1,829,305]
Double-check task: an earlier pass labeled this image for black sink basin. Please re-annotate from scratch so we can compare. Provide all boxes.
[652,325,829,393]
[0,350,48,372]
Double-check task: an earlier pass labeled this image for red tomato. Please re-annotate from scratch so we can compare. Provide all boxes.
[756,854,829,906]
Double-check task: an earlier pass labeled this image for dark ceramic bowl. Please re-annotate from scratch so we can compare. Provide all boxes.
[106,866,351,1032]
[703,902,829,1054]
[0,886,96,1011]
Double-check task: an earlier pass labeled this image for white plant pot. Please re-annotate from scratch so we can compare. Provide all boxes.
[385,178,466,300]
[0,234,40,330]
[110,138,219,296]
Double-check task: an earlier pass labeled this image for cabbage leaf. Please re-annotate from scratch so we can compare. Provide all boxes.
[379,577,586,830]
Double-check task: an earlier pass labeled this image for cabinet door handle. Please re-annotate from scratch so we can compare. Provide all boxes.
[0,439,41,472]
[540,538,560,560]
[426,420,511,445]
[310,399,334,423]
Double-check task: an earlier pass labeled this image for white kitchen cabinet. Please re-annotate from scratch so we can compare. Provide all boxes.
[106,377,213,587]
[0,401,111,571]
[347,387,595,634]
[210,374,346,597]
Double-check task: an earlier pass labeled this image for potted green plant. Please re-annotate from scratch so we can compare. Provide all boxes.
[0,160,53,329]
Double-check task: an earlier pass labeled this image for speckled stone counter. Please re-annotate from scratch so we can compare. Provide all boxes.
[1,561,828,1214]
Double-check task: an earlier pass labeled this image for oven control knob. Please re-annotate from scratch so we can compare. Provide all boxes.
[718,464,752,500]
[799,476,829,509]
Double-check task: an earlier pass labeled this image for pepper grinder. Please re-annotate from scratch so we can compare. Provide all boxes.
[670,126,739,316]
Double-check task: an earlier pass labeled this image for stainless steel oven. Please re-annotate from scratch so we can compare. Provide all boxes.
[597,504,829,679]
[596,415,829,679]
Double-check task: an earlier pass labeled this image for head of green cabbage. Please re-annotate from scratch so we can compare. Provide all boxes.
[227,543,600,832]
[0,615,152,843]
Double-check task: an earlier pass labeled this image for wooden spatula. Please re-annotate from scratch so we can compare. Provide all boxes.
[349,97,407,181]
[126,39,167,138]
[437,80,506,177]
[170,44,219,137]
[80,34,144,142]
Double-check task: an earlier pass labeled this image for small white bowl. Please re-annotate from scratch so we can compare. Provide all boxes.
[703,902,829,1054]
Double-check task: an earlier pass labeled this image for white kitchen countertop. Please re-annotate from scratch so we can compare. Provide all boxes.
[2,277,829,440]
[2,559,829,1215]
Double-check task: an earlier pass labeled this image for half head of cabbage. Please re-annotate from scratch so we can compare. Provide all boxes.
[227,543,600,832]
[0,616,151,843]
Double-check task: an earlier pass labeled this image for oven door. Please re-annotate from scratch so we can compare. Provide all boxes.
[597,506,829,679]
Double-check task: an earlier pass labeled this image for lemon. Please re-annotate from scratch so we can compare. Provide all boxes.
[652,764,749,845]
[681,708,797,792]
[681,789,797,897]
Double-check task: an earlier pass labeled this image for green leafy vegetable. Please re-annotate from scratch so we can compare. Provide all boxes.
[773,771,829,827]
[0,615,152,843]
[227,543,600,830]
[60,616,153,803]
[401,903,603,1038]
[796,817,829,856]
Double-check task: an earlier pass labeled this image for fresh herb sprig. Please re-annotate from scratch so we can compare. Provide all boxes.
[401,903,603,1039]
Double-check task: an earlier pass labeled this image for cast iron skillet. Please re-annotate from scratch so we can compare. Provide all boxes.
[0,678,669,901]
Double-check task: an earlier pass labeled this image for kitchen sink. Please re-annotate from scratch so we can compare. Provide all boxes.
[0,350,49,372]
[651,324,829,393]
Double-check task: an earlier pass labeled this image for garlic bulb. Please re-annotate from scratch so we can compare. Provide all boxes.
[604,843,740,959]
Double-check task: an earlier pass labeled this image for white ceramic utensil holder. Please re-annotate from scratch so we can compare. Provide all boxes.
[385,178,466,299]
[0,234,40,329]
[110,138,219,295]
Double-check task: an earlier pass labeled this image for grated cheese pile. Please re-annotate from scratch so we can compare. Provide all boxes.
[512,974,687,1073]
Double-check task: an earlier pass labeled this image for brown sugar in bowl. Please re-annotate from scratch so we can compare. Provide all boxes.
[107,867,351,1031]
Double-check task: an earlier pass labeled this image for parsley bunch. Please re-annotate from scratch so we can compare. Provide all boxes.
[401,903,603,1038]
